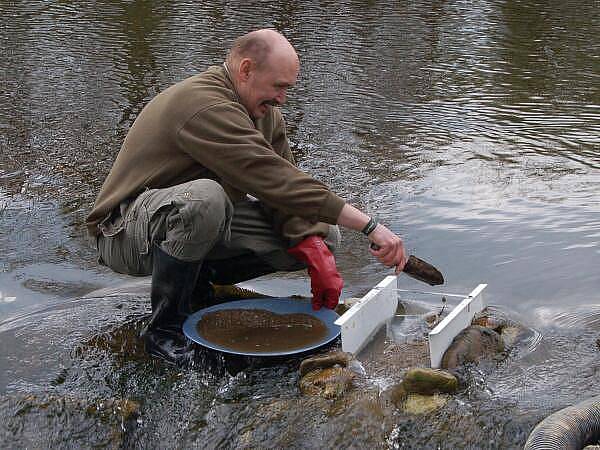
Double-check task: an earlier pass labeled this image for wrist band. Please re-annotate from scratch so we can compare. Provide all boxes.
[361,217,378,236]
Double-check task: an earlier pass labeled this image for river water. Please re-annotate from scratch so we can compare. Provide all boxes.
[1,1,598,448]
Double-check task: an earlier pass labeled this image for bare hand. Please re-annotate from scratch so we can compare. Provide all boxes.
[368,224,407,273]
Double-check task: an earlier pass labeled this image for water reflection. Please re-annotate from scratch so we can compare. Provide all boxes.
[108,0,167,127]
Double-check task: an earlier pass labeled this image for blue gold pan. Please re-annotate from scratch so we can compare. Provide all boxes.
[182,298,341,357]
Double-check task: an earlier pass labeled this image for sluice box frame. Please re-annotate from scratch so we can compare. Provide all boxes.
[334,276,488,368]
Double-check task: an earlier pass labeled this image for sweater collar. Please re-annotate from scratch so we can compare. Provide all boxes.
[221,62,241,104]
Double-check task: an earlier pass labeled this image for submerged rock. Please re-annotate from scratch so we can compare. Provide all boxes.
[472,311,506,331]
[387,367,457,414]
[401,393,448,415]
[472,307,523,335]
[299,351,353,377]
[423,312,441,329]
[298,351,358,399]
[2,394,140,448]
[441,325,504,369]
[472,307,530,350]
[500,325,526,349]
[85,398,141,422]
[299,367,355,399]
[78,320,149,362]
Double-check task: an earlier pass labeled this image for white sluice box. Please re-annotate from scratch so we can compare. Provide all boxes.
[428,283,487,368]
[334,276,398,354]
[335,276,487,368]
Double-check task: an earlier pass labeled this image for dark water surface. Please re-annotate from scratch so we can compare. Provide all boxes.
[1,1,598,448]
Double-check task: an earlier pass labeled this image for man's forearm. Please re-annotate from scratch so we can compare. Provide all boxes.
[337,202,407,272]
[336,203,371,232]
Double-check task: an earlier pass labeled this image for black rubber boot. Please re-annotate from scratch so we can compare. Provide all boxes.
[203,252,276,286]
[141,244,205,365]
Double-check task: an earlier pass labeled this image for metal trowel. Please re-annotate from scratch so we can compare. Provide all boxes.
[370,244,444,285]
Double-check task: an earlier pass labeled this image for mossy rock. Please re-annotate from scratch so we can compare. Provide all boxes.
[401,367,458,395]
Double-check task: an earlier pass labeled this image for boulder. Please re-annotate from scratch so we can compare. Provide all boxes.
[441,325,504,369]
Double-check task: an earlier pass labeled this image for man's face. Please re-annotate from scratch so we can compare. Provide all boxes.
[238,56,299,119]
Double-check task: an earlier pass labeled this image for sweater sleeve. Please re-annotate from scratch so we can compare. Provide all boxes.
[270,109,296,164]
[268,109,335,245]
[176,101,345,224]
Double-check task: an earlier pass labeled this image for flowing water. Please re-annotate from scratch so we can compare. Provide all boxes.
[1,0,598,448]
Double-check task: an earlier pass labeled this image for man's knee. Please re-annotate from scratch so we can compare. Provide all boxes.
[161,180,234,260]
[179,179,232,221]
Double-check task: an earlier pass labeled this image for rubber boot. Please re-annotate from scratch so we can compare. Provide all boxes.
[141,244,204,365]
[190,265,217,310]
[203,253,276,286]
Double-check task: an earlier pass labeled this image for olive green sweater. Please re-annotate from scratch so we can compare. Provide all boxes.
[86,65,345,240]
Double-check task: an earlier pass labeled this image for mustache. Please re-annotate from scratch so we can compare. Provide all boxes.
[262,99,281,107]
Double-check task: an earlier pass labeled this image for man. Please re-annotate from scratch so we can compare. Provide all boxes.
[86,29,406,364]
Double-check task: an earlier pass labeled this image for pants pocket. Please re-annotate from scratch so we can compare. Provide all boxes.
[98,211,124,238]
[126,191,152,256]
[97,214,129,273]
[97,199,151,276]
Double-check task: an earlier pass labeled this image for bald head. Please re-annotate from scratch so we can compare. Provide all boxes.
[225,29,300,119]
[226,29,298,74]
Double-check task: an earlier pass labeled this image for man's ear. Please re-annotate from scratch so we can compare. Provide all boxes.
[238,58,253,82]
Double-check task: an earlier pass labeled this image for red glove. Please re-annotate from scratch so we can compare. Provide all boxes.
[287,236,344,310]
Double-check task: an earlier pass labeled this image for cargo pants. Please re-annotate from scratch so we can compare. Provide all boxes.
[96,179,340,278]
